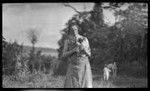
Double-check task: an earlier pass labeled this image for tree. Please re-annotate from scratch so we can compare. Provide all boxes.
[57,3,148,75]
[113,3,148,48]
[27,28,40,54]
[26,28,40,73]
[56,3,106,75]
[112,3,148,63]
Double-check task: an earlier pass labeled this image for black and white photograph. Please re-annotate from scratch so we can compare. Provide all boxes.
[2,2,148,88]
[17,89,84,91]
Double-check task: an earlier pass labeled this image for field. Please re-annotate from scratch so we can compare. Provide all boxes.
[3,72,147,88]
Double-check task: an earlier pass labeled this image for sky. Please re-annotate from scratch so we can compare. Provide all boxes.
[3,3,121,49]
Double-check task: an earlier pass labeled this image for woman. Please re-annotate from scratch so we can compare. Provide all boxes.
[62,24,93,88]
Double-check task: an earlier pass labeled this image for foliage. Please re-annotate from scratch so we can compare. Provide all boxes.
[2,38,23,75]
[57,3,148,75]
[27,28,40,55]
[2,36,57,76]
[27,49,57,74]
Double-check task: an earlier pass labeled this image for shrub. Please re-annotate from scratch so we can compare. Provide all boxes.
[2,40,23,75]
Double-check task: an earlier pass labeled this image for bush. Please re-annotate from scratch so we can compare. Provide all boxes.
[2,40,23,75]
[118,61,147,77]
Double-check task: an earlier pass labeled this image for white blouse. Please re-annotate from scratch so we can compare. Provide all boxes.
[63,35,91,57]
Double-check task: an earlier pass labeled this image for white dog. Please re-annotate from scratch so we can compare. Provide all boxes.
[103,64,111,81]
[107,62,117,77]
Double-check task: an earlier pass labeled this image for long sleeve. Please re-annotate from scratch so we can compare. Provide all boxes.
[62,39,77,58]
[82,37,91,57]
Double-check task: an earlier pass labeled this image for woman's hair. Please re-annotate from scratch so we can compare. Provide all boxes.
[67,23,81,35]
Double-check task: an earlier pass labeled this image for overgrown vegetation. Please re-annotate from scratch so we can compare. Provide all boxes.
[57,3,148,78]
[2,36,58,88]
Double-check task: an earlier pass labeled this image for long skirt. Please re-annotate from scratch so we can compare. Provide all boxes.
[64,56,93,88]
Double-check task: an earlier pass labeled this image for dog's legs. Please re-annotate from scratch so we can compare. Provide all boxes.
[106,71,109,80]
[104,73,106,81]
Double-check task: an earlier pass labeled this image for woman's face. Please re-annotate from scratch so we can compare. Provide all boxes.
[71,25,78,36]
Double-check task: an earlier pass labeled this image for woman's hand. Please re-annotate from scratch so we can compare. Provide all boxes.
[74,42,84,53]
[73,46,80,53]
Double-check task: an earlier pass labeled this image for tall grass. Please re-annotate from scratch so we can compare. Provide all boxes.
[3,72,147,88]
[3,72,65,88]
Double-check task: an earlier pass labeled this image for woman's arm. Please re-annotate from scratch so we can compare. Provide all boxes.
[82,37,91,57]
[62,40,78,58]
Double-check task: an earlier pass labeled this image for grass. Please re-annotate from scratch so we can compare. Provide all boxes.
[3,72,147,88]
[93,75,147,88]
[3,72,65,88]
